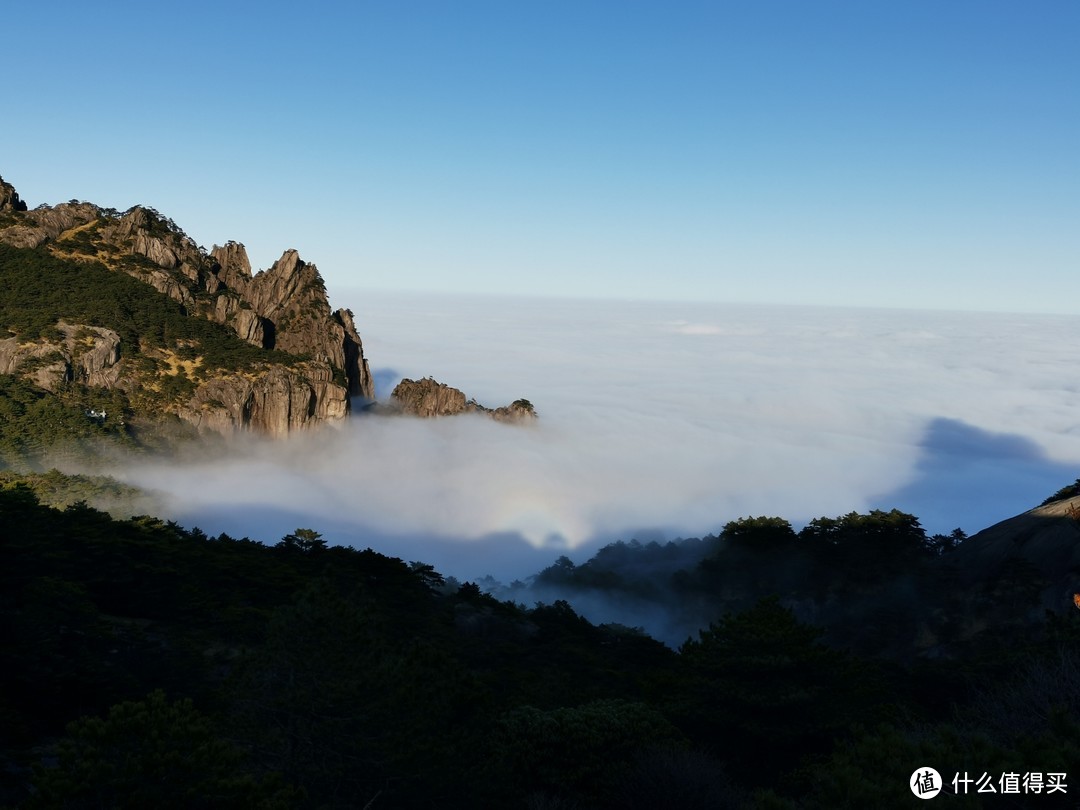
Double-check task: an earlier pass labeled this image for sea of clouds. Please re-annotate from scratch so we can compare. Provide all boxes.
[115,293,1080,582]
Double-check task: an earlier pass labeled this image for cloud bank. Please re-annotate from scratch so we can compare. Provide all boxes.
[115,293,1080,581]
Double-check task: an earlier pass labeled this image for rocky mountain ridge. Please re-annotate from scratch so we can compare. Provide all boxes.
[0,174,372,437]
[390,377,537,423]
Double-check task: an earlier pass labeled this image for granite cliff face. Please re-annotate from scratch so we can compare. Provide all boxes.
[178,363,349,438]
[0,322,122,392]
[0,174,373,437]
[206,245,371,397]
[391,377,537,424]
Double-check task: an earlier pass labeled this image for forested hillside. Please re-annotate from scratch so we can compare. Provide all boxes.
[0,174,373,444]
[513,511,1031,656]
[3,481,1078,808]
[0,243,308,463]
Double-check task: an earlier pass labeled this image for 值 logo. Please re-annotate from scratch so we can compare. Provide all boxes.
[911,767,942,799]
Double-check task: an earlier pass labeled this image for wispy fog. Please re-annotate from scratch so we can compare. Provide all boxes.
[116,294,1080,581]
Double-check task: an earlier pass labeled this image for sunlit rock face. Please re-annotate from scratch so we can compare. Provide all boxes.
[0,173,374,437]
[0,322,122,392]
[206,242,373,397]
[0,199,99,249]
[180,364,348,438]
[391,377,470,417]
[390,377,537,423]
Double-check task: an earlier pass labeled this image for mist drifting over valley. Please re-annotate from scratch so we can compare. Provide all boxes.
[115,292,1080,582]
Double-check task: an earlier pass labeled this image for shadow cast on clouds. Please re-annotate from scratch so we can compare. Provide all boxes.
[371,367,405,400]
[873,417,1078,534]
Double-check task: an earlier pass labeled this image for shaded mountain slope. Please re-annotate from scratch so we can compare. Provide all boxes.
[950,494,1080,612]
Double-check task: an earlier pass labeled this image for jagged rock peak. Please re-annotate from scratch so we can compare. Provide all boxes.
[233,248,372,398]
[0,171,376,432]
[0,175,27,212]
[246,249,326,320]
[210,241,253,293]
[391,377,536,423]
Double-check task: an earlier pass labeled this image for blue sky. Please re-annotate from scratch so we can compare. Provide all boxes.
[4,1,1078,312]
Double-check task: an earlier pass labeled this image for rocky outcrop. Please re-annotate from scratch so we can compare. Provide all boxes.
[392,377,470,417]
[0,202,203,308]
[247,251,332,350]
[73,325,123,387]
[0,338,69,391]
[207,244,267,346]
[0,175,27,212]
[98,206,210,302]
[207,245,373,398]
[0,322,122,392]
[391,377,536,423]
[132,266,197,307]
[0,201,99,249]
[336,308,372,398]
[232,306,267,348]
[210,241,252,295]
[0,175,376,437]
[490,399,539,424]
[179,363,349,438]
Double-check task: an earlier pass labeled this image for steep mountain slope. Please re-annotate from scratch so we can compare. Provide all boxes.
[950,493,1080,613]
[0,174,372,442]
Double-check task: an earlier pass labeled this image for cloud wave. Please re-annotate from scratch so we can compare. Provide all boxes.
[116,294,1080,580]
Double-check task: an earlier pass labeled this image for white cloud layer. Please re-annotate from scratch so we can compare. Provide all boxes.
[116,293,1080,581]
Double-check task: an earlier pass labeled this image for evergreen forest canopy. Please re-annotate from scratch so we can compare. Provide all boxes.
[3,475,1080,808]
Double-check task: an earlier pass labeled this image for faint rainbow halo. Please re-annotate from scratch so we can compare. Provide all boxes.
[492,494,587,549]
